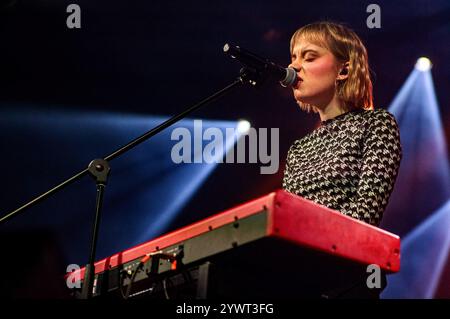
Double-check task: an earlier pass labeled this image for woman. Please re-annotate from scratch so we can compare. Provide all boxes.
[283,21,402,227]
[282,21,402,298]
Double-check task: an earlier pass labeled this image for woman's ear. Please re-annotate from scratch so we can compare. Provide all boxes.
[337,61,350,81]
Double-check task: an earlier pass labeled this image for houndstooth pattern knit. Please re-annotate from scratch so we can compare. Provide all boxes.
[282,109,402,226]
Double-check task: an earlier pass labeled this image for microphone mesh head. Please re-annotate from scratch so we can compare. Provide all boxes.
[280,67,297,87]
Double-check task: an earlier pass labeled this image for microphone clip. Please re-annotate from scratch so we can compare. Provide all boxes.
[238,66,268,88]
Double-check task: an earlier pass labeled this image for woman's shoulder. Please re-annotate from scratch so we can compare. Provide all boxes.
[360,108,400,129]
[359,108,401,148]
[357,107,395,119]
[371,108,397,119]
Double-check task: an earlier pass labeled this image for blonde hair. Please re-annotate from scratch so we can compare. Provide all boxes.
[290,21,374,112]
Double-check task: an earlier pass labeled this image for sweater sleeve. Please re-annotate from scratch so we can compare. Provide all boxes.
[343,110,402,226]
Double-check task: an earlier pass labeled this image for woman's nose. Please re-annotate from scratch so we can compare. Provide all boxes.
[288,62,301,72]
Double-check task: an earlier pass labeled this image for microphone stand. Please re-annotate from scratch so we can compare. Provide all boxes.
[0,67,267,299]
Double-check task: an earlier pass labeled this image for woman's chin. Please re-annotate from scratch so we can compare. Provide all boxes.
[294,90,312,103]
[295,96,314,105]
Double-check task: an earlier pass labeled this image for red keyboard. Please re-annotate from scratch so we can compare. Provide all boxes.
[75,189,400,287]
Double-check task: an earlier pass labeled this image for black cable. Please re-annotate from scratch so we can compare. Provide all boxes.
[121,250,184,299]
[119,270,127,299]
[123,265,140,299]
[122,255,151,300]
[162,277,174,300]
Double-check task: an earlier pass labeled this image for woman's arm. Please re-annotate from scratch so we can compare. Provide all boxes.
[343,110,402,226]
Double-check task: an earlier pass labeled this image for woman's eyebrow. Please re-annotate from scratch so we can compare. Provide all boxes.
[301,49,319,57]
[291,47,319,57]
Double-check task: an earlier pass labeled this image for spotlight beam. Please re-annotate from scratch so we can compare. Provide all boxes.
[0,79,243,224]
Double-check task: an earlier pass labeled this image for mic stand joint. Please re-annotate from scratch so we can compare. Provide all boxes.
[80,158,111,299]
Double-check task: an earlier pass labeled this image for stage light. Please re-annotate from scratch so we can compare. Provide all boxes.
[237,120,251,135]
[0,107,239,264]
[382,54,450,298]
[382,200,450,299]
[415,57,432,72]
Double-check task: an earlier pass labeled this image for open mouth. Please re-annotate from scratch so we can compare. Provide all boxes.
[294,76,303,89]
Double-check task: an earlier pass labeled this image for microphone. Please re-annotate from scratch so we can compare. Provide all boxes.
[223,43,297,87]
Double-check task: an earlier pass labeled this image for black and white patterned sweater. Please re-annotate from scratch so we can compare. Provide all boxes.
[282,109,402,226]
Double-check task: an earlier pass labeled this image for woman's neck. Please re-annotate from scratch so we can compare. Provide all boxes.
[317,96,346,122]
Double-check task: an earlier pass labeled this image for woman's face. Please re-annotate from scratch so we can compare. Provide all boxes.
[289,39,342,109]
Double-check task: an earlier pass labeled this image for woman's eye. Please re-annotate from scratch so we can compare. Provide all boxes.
[305,57,315,62]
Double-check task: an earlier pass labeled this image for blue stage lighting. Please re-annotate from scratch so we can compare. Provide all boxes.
[382,199,450,298]
[383,67,450,236]
[381,62,450,298]
[0,106,241,265]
